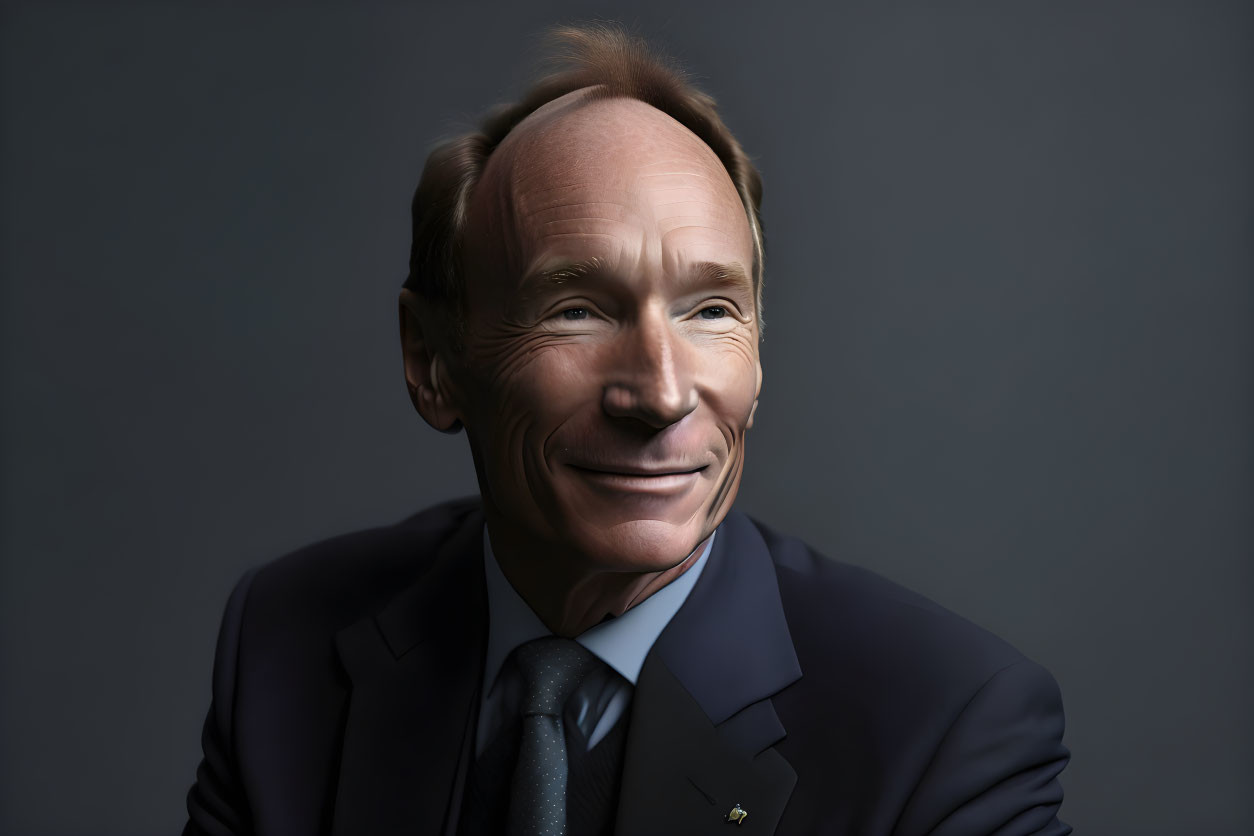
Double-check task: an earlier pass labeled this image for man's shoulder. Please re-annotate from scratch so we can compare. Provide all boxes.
[735,514,1069,832]
[235,496,481,636]
[740,512,1038,696]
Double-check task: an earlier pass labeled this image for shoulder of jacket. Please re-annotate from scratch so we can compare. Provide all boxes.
[743,512,1032,689]
[238,495,481,632]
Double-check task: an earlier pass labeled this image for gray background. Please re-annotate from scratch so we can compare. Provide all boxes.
[1,1,1250,834]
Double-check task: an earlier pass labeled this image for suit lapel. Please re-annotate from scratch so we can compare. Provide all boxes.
[331,507,486,836]
[327,504,800,834]
[616,511,803,835]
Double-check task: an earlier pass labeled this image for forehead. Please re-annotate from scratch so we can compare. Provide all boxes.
[464,92,754,280]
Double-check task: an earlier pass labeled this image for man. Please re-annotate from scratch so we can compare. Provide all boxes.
[184,24,1070,836]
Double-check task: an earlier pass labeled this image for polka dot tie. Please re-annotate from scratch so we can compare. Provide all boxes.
[506,636,600,836]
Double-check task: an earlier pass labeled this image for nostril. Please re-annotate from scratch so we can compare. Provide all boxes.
[602,385,638,417]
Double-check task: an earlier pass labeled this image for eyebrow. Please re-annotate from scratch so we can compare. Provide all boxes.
[687,261,753,295]
[521,256,609,290]
[518,258,753,301]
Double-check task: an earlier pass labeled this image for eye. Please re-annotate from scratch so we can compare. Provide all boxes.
[561,307,589,321]
[698,306,727,320]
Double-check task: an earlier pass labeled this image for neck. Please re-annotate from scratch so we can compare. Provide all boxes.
[486,523,711,638]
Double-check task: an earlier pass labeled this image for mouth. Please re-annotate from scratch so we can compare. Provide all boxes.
[566,463,708,495]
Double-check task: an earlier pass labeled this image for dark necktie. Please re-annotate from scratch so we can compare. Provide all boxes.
[507,636,600,836]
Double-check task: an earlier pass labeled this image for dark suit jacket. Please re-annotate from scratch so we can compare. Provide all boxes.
[184,497,1070,835]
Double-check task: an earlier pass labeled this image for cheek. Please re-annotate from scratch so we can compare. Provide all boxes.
[468,344,602,452]
[699,341,760,431]
[511,347,601,415]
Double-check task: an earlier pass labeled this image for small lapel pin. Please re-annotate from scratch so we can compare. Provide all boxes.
[727,803,748,825]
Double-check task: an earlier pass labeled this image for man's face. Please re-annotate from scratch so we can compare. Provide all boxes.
[450,92,760,573]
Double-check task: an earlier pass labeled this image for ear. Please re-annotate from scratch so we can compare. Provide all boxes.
[398,288,463,434]
[746,357,763,429]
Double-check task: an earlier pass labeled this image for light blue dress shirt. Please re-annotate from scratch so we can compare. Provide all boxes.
[475,527,715,756]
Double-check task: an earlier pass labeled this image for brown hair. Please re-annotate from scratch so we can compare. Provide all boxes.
[403,23,765,340]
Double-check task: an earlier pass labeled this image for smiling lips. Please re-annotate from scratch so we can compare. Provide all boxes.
[567,462,708,494]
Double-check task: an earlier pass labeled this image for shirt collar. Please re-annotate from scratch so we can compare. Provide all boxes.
[480,526,715,694]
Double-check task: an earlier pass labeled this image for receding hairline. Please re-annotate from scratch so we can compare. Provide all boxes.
[469,90,751,237]
[492,85,719,155]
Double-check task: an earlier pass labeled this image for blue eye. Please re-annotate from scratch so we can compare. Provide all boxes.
[699,306,727,320]
[562,308,589,320]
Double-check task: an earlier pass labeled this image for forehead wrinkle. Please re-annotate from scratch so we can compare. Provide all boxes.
[639,193,730,208]
[517,187,638,214]
[652,203,737,213]
[659,231,743,259]
[636,184,740,217]
[510,182,607,198]
[657,209,745,236]
[634,159,722,174]
[523,202,637,223]
[660,225,741,242]
[637,170,718,179]
[659,218,740,233]
[642,187,722,194]
[535,217,630,231]
[635,167,729,192]
[651,197,741,210]
[635,164,722,176]
[535,231,629,243]
[635,176,728,196]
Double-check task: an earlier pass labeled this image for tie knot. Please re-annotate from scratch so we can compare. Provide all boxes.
[513,636,599,716]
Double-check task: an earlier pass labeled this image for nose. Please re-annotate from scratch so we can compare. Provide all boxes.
[602,311,698,428]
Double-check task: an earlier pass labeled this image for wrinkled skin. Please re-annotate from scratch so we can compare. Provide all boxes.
[400,91,761,636]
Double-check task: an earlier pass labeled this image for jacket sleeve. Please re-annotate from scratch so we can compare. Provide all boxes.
[183,568,260,836]
[895,659,1072,836]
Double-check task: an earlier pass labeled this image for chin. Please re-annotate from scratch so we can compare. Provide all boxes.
[559,511,714,573]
